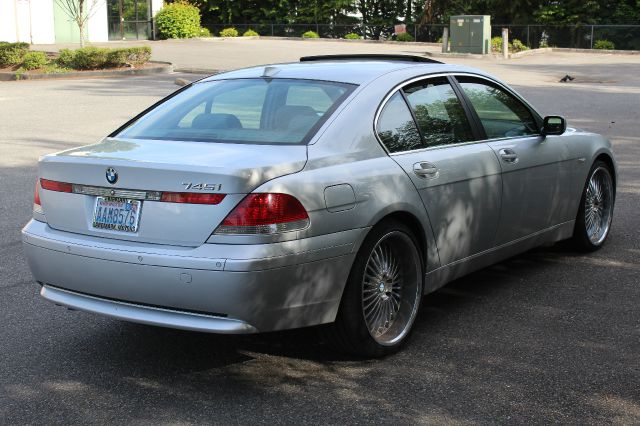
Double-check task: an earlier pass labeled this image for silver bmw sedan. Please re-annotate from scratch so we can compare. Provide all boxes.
[22,55,616,357]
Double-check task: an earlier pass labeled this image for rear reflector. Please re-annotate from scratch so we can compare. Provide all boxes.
[160,192,226,205]
[215,193,309,235]
[34,181,41,206]
[33,180,45,217]
[40,179,72,193]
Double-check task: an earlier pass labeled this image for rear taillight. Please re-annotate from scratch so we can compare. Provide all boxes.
[215,193,309,235]
[160,192,226,205]
[40,178,72,193]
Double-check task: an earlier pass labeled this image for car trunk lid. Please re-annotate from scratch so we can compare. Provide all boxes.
[37,138,307,246]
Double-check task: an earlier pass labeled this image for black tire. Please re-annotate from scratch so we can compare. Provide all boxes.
[571,160,615,251]
[322,219,423,358]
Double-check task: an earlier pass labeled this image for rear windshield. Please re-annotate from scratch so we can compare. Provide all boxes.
[116,78,355,145]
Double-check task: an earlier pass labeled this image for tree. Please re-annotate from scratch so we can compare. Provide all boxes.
[55,0,104,47]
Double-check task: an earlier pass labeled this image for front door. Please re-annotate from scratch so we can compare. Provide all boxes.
[376,76,502,266]
[454,76,571,245]
[107,0,152,40]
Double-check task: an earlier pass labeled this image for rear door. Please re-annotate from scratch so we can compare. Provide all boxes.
[377,76,502,266]
[453,75,573,245]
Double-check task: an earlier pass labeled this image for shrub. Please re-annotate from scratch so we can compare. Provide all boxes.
[243,29,259,37]
[56,48,75,68]
[21,51,49,70]
[344,33,360,40]
[219,27,238,37]
[491,36,504,52]
[155,2,201,39]
[106,46,152,67]
[0,42,30,66]
[395,32,414,42]
[491,37,528,53]
[302,31,319,39]
[70,46,110,69]
[511,39,529,52]
[594,39,615,50]
[56,46,152,69]
[198,27,211,37]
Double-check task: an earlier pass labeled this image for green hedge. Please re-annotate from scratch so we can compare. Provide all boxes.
[243,29,259,37]
[594,39,615,50]
[220,27,239,37]
[57,46,152,70]
[107,46,152,67]
[21,51,48,70]
[155,2,201,39]
[302,31,319,38]
[0,42,30,66]
[344,33,360,40]
[491,37,529,53]
[395,33,414,42]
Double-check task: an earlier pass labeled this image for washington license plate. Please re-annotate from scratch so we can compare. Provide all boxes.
[92,197,141,233]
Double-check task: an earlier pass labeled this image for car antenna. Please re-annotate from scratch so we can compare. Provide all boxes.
[263,66,280,78]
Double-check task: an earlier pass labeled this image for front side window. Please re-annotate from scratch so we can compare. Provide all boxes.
[376,92,423,153]
[457,77,538,139]
[117,78,354,144]
[403,78,474,147]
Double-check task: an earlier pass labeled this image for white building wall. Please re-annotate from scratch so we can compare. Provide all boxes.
[1,0,55,44]
[0,0,18,42]
[0,0,162,44]
[87,0,108,42]
[30,0,55,44]
[15,0,32,42]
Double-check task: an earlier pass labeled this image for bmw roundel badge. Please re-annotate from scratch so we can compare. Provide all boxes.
[106,167,118,184]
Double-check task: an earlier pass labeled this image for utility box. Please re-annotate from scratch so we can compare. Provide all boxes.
[449,15,491,54]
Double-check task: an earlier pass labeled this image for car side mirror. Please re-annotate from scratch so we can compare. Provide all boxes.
[542,116,566,136]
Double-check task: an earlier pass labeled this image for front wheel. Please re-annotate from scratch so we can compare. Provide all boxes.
[323,220,423,357]
[572,161,615,251]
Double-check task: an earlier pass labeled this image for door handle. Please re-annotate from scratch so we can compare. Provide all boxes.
[413,162,439,179]
[499,148,518,163]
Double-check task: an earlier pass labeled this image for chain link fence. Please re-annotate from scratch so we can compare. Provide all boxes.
[204,23,640,50]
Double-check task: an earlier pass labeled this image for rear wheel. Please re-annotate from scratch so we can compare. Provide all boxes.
[572,161,615,251]
[324,219,423,357]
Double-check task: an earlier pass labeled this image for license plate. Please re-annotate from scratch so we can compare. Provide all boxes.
[92,196,141,233]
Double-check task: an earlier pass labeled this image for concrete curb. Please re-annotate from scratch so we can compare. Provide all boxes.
[258,36,441,47]
[551,47,640,55]
[427,46,640,60]
[0,60,173,81]
[173,67,222,75]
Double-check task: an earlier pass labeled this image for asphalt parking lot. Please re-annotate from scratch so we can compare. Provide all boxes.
[1,42,639,424]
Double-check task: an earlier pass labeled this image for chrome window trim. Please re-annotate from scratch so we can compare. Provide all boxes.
[373,71,544,156]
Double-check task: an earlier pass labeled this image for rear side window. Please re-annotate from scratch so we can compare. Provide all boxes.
[403,78,474,147]
[457,78,538,139]
[117,79,354,144]
[376,92,423,153]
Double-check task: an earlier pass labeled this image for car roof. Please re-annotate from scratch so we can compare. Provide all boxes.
[199,59,484,86]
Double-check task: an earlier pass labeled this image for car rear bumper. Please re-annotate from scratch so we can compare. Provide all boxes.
[22,220,364,333]
[40,284,259,333]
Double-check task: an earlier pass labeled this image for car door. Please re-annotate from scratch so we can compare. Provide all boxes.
[376,75,502,266]
[453,75,574,246]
